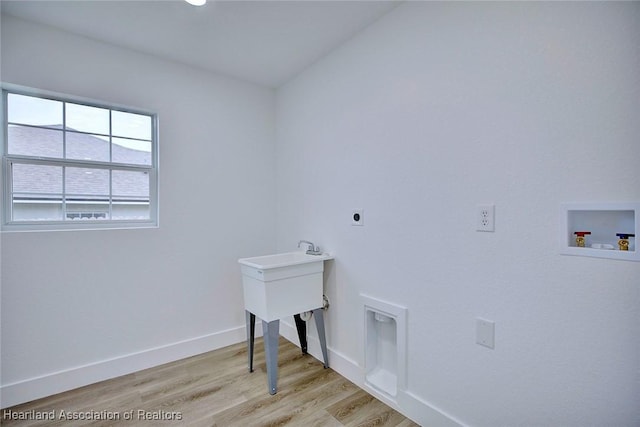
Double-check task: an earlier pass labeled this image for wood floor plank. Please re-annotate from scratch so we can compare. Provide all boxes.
[2,338,418,427]
[295,409,343,427]
[326,389,420,427]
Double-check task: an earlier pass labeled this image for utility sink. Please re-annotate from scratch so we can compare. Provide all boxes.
[238,251,333,322]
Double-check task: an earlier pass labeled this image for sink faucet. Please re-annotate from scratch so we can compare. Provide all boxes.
[298,240,322,255]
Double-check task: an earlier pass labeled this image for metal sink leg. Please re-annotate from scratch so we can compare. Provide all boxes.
[246,311,256,372]
[262,319,280,395]
[313,308,329,369]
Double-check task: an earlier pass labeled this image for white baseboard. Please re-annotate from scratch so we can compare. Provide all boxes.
[398,390,467,427]
[278,319,363,384]
[279,319,465,427]
[3,320,465,427]
[0,325,250,409]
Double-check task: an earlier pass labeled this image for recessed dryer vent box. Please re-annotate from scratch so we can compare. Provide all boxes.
[561,202,639,261]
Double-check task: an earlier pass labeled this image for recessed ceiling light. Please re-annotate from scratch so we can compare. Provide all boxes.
[185,0,206,6]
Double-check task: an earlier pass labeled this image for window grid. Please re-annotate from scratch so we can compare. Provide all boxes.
[2,87,158,230]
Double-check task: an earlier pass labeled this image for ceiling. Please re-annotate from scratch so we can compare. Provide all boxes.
[1,0,400,88]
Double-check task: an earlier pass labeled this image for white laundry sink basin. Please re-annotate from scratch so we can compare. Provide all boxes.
[239,251,333,322]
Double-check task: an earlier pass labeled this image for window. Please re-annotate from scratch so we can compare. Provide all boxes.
[2,87,158,230]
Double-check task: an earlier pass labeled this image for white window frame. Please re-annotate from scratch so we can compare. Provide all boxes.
[1,84,159,231]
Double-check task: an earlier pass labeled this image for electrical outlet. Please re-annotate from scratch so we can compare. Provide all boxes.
[476,204,495,232]
[352,209,364,226]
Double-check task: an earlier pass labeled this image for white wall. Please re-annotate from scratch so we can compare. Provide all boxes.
[0,15,276,407]
[276,2,640,426]
[0,12,4,410]
[2,3,640,424]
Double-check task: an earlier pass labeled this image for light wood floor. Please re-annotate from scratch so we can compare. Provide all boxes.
[2,337,419,427]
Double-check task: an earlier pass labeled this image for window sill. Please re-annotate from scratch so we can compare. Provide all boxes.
[1,220,158,233]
